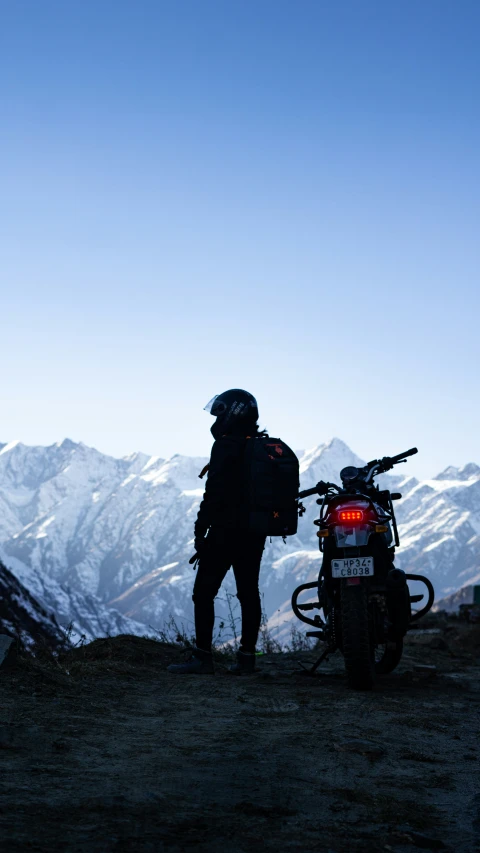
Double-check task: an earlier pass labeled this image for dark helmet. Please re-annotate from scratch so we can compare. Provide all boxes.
[204,389,259,438]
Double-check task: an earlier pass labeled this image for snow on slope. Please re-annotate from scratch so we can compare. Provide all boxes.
[1,550,151,643]
[0,559,67,650]
[0,438,478,640]
[394,464,480,595]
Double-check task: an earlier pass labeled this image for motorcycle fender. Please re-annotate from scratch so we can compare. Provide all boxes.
[334,524,393,548]
[334,524,371,548]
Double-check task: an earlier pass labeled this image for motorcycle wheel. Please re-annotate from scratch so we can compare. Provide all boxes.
[340,581,375,690]
[375,640,403,674]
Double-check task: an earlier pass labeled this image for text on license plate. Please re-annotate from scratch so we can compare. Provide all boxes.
[331,557,374,578]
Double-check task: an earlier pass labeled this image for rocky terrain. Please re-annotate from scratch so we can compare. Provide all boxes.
[0,438,479,642]
[0,560,66,651]
[0,615,478,852]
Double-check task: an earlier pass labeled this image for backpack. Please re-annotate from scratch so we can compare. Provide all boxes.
[243,436,300,536]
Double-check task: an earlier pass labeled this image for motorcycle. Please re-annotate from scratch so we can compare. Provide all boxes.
[292,447,434,690]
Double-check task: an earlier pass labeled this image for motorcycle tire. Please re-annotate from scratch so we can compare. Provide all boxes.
[340,581,375,690]
[375,640,403,674]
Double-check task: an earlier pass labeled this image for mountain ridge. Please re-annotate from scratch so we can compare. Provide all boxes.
[0,437,478,640]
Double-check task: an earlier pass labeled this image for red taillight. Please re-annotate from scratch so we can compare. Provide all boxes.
[339,509,363,522]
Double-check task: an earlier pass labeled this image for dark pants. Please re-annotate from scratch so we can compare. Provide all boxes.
[192,528,266,653]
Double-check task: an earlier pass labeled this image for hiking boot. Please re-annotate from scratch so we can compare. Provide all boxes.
[167,647,214,675]
[229,650,256,675]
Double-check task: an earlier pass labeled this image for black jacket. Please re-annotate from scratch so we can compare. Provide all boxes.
[195,435,248,538]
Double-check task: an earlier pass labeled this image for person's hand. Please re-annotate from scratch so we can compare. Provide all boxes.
[194,529,209,555]
[194,537,205,554]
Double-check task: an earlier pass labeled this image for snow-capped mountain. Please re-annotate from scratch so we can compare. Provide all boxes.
[0,438,478,640]
[2,549,153,644]
[432,584,477,613]
[394,463,480,594]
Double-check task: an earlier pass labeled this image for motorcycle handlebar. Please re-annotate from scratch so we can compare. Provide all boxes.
[298,450,418,499]
[298,480,332,499]
[298,486,320,499]
[391,447,418,464]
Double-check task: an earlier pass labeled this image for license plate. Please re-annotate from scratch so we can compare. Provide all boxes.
[331,557,374,578]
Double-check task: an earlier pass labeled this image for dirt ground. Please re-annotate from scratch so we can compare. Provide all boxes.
[1,619,479,853]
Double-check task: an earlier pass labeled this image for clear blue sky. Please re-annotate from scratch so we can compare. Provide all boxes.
[1,0,478,479]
